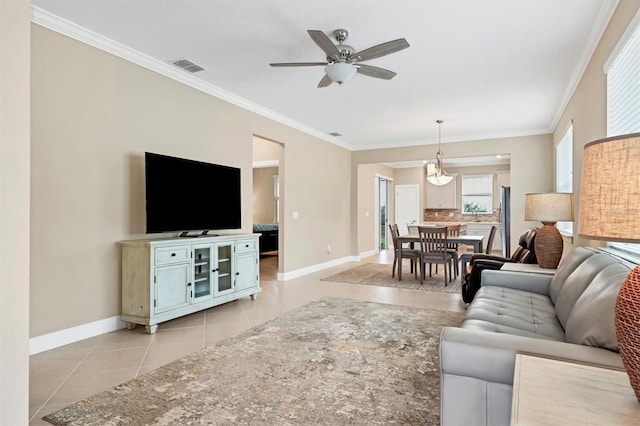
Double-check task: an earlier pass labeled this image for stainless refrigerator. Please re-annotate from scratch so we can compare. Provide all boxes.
[499,186,511,257]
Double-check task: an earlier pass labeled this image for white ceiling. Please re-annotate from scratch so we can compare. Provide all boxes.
[32,0,617,151]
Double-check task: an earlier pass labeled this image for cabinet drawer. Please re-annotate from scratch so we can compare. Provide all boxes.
[154,246,190,265]
[235,239,257,253]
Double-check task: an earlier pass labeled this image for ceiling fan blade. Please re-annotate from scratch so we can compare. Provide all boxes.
[317,74,333,88]
[356,64,397,80]
[352,38,410,62]
[270,62,327,67]
[307,30,340,60]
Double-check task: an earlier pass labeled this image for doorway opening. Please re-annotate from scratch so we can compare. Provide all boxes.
[252,136,284,281]
[378,177,390,250]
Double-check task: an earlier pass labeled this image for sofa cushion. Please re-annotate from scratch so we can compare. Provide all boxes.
[462,286,565,341]
[548,247,597,304]
[564,263,631,351]
[554,253,619,328]
[461,319,565,341]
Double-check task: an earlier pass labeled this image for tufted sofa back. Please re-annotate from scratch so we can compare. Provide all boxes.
[550,247,633,352]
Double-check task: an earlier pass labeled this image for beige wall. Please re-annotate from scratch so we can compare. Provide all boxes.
[253,167,278,224]
[353,134,553,253]
[253,136,282,163]
[1,0,31,422]
[31,25,351,337]
[553,0,640,251]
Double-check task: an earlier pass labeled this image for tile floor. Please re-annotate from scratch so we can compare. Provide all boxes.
[29,251,465,424]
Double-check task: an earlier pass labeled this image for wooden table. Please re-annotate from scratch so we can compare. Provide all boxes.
[396,234,484,281]
[511,354,640,425]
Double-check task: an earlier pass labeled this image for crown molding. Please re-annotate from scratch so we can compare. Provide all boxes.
[549,0,620,133]
[604,6,640,72]
[351,127,551,151]
[30,6,353,151]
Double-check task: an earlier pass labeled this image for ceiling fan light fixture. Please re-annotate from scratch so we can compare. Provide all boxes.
[325,62,357,84]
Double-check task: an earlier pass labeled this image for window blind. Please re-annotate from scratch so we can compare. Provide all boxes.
[461,175,493,214]
[606,14,640,260]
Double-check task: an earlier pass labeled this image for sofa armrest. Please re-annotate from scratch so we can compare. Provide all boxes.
[481,269,552,295]
[439,327,623,425]
[439,327,623,385]
[470,259,506,271]
[471,253,511,263]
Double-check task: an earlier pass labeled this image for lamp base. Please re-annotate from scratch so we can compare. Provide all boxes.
[615,264,640,401]
[534,221,563,269]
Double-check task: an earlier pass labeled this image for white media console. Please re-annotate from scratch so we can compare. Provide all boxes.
[120,233,261,333]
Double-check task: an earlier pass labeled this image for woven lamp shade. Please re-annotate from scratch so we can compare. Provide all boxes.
[525,193,574,269]
[578,133,640,400]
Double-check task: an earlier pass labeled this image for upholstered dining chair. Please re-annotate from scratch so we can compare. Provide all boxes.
[389,224,420,279]
[417,226,454,286]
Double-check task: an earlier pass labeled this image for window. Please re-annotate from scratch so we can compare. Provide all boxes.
[461,175,493,215]
[556,125,573,236]
[605,12,640,259]
[273,174,280,223]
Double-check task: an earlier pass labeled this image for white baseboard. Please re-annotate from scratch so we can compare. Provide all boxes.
[30,255,366,353]
[277,255,360,281]
[30,315,126,355]
[359,249,377,258]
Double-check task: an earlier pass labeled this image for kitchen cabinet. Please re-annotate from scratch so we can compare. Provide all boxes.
[464,222,501,253]
[426,177,457,209]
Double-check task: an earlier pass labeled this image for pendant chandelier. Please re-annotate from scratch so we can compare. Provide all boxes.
[426,119,454,186]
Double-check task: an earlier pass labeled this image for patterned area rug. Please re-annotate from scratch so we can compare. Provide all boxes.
[322,263,462,293]
[44,298,463,425]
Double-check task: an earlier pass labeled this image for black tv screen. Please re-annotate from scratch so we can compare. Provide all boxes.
[145,152,241,233]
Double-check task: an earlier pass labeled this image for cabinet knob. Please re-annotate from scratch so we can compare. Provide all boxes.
[171,253,176,257]
[236,272,240,276]
[245,244,249,248]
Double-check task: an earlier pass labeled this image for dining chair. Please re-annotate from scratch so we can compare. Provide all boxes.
[389,224,420,279]
[446,224,462,278]
[417,226,454,286]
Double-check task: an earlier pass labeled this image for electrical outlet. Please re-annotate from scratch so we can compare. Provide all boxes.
[327,244,332,255]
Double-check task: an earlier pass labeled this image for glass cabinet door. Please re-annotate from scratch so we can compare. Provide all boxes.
[192,245,213,302]
[215,242,234,297]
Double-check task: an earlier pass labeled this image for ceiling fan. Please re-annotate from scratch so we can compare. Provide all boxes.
[270,29,410,88]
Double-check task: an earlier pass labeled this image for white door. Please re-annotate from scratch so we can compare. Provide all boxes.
[395,185,420,236]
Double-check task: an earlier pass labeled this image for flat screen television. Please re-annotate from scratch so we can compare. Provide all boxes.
[145,152,241,234]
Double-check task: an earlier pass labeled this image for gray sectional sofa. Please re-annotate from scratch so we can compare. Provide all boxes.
[439,246,634,426]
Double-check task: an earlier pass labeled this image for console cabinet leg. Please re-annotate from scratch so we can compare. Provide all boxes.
[250,294,256,300]
[125,322,137,330]
[145,324,158,334]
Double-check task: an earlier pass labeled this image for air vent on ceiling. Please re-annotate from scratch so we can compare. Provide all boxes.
[169,58,206,73]
[329,132,343,137]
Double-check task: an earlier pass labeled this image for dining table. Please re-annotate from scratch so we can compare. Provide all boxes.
[395,234,485,281]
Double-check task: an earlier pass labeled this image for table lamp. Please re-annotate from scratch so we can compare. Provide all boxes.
[524,192,574,269]
[579,132,640,400]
